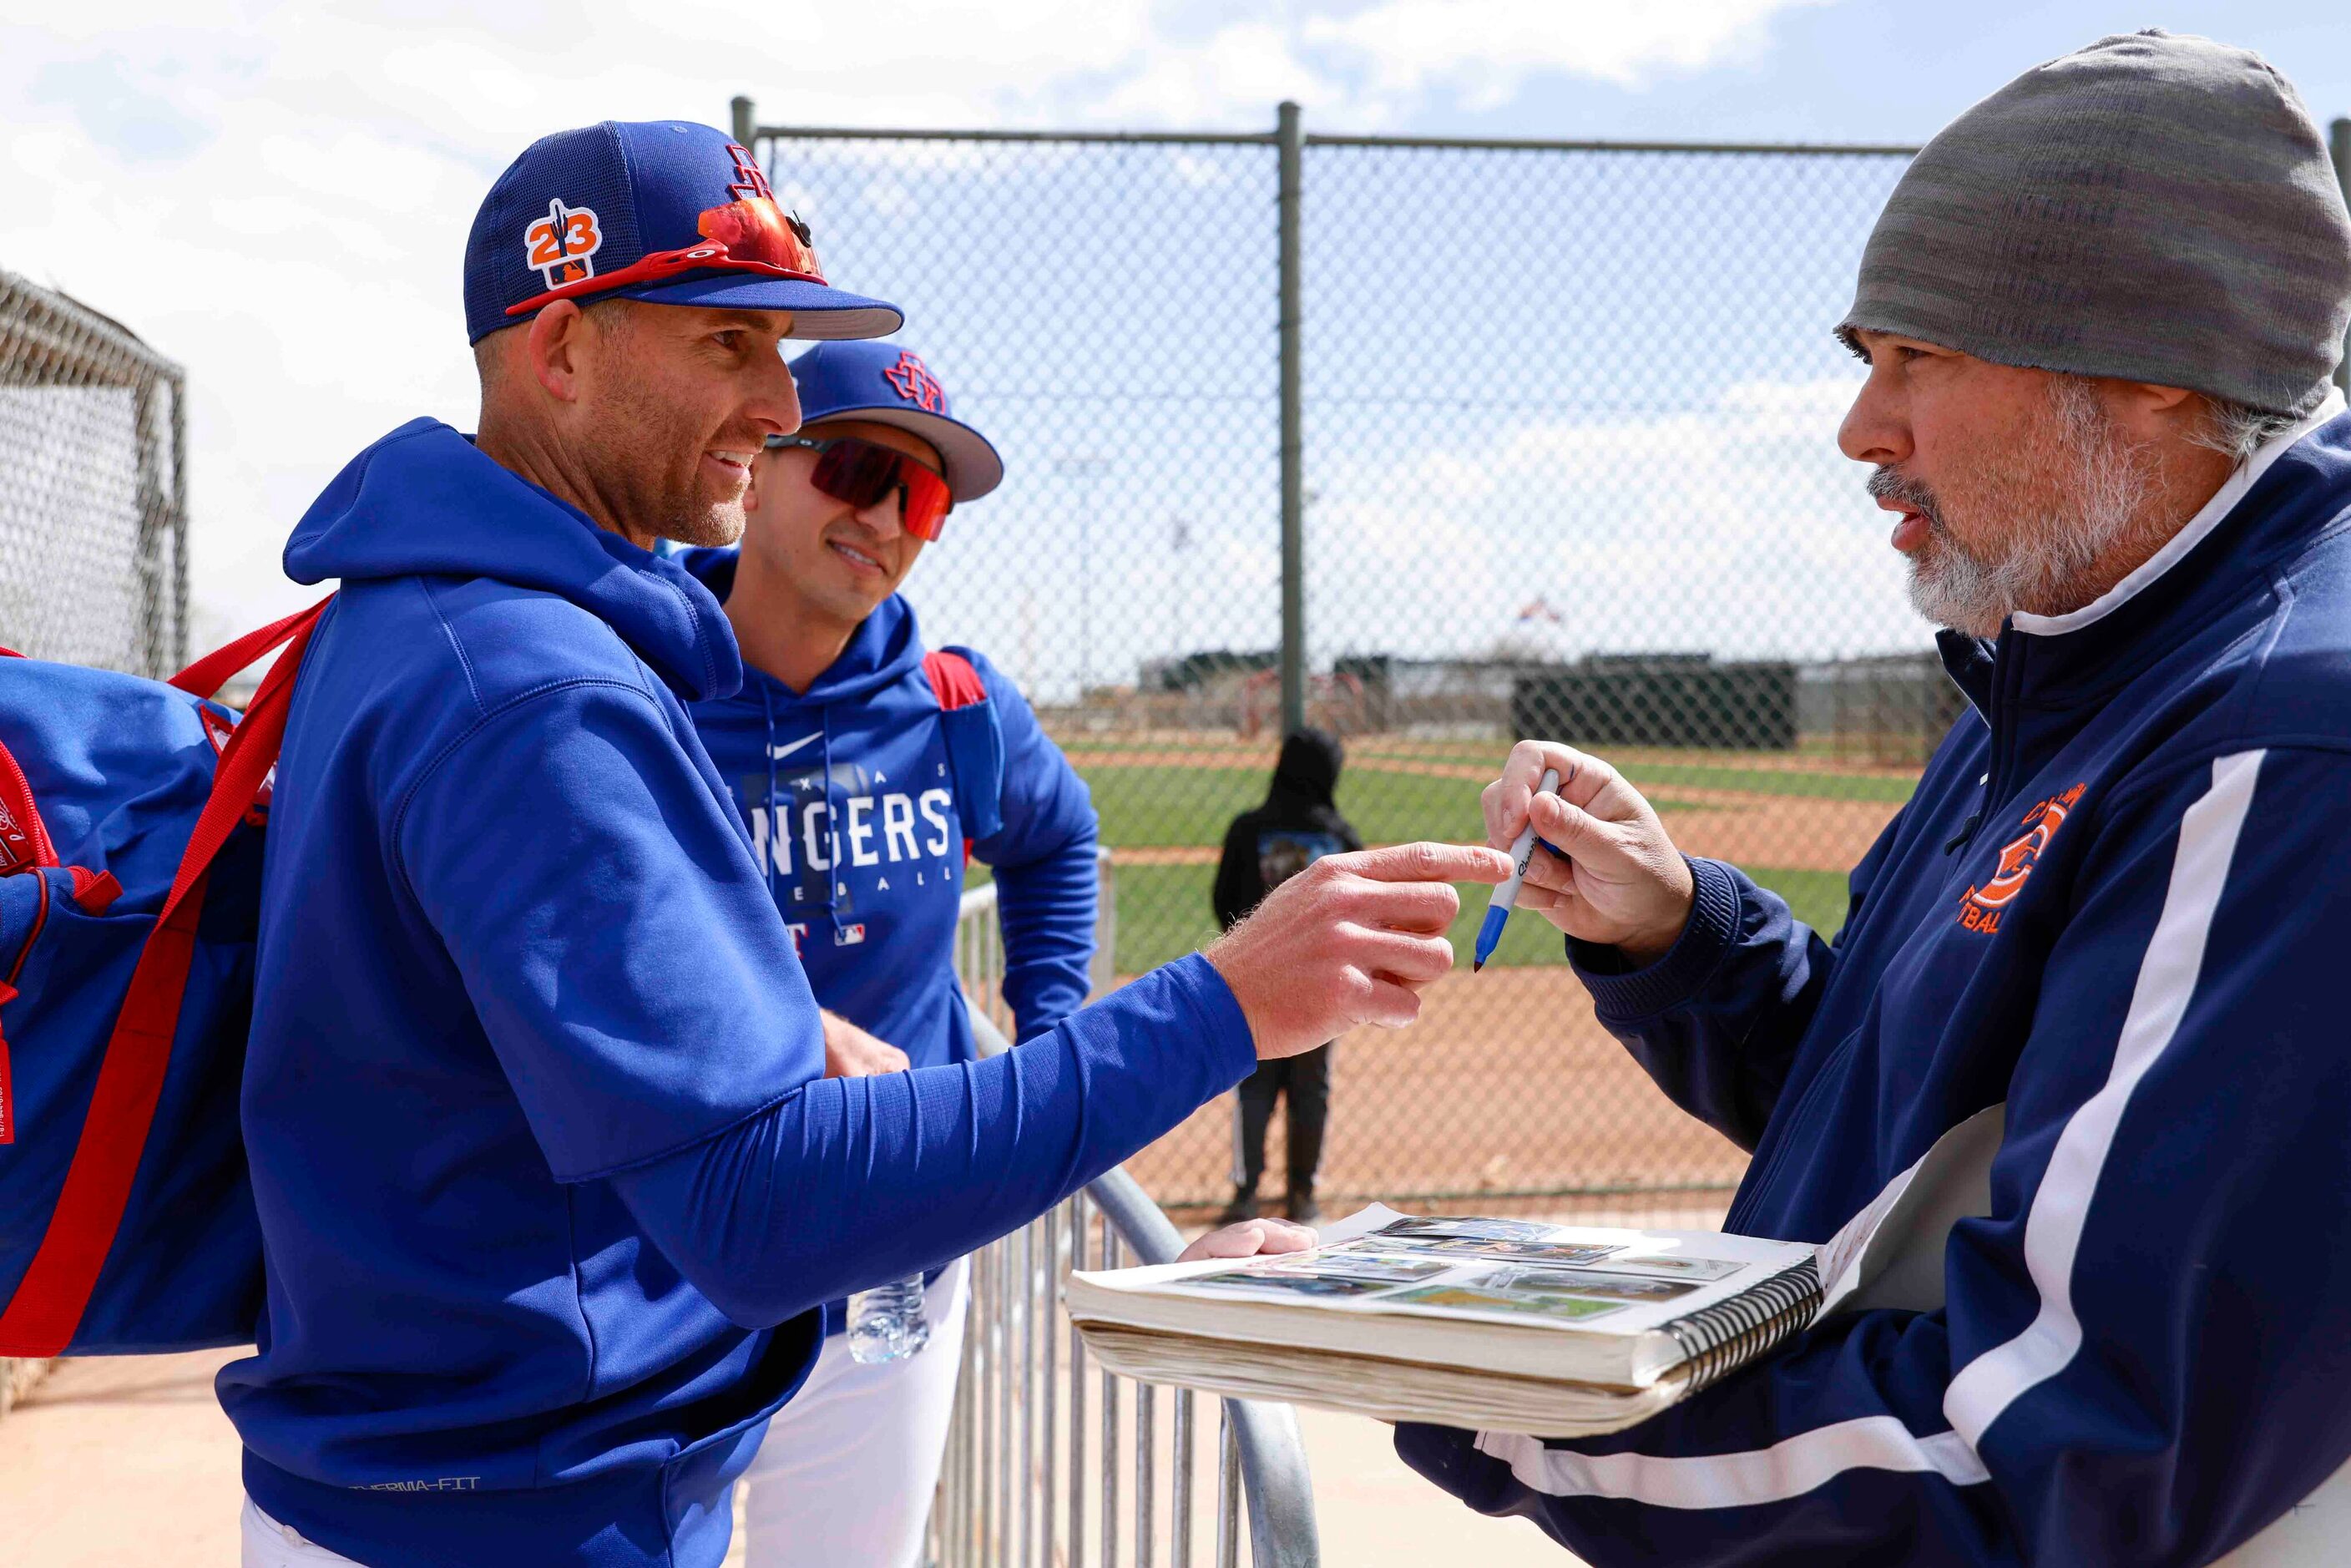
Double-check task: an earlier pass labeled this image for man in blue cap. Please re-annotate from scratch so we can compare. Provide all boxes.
[677,339,1101,1565]
[225,120,1503,1568]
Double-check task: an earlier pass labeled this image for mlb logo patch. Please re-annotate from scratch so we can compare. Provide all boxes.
[833,923,867,946]
[524,198,603,290]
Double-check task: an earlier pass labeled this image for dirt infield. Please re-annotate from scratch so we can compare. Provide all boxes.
[1043,727,1892,1210]
[1656,798,1897,873]
[1125,965,1752,1213]
[1106,809,1893,876]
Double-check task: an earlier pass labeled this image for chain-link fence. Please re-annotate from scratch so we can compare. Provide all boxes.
[746,106,1937,1219]
[0,267,188,679]
[0,266,186,1434]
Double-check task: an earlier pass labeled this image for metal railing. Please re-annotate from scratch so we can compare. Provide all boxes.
[935,862,1318,1565]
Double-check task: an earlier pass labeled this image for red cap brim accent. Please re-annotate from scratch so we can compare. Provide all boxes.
[505,244,827,317]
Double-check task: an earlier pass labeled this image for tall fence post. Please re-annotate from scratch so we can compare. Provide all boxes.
[1276,100,1306,738]
[732,95,757,149]
[753,115,1923,1220]
[2333,118,2351,399]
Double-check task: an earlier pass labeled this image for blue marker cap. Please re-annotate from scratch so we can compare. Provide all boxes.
[1472,903,1509,971]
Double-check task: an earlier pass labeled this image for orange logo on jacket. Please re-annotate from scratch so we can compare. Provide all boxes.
[1959,783,2086,934]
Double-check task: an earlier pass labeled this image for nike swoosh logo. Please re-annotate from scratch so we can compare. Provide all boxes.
[769,733,822,761]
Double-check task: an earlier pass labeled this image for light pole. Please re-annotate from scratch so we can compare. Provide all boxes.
[1054,454,1111,701]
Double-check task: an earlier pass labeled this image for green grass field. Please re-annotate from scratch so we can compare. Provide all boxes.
[1615,761,1915,804]
[983,859,1851,973]
[1073,762,1706,851]
[1342,749,1919,804]
[1090,862,1851,974]
[1060,741,1919,806]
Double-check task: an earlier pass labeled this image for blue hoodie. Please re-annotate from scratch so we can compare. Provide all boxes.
[680,549,1100,1338]
[1398,406,2351,1565]
[677,547,1096,1066]
[220,419,1253,1568]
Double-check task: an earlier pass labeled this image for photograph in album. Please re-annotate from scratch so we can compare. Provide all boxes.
[1065,1206,1828,1437]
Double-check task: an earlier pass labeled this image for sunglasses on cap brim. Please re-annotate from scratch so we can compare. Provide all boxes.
[766,433,954,542]
[504,195,827,319]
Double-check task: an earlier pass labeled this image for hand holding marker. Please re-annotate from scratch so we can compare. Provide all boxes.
[1473,766,1568,974]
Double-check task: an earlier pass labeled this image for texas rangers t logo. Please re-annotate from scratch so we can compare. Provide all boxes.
[1960,782,2086,933]
[882,352,946,413]
[523,198,603,290]
[724,142,776,203]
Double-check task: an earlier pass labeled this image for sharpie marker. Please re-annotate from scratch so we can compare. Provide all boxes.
[1472,766,1562,974]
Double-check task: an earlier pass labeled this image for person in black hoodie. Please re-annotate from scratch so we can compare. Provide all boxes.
[1213,726,1363,1224]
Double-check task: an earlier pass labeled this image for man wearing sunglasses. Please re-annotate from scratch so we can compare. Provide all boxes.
[225,119,1500,1568]
[673,340,1095,1565]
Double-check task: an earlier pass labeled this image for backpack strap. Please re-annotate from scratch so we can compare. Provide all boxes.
[920,649,1005,861]
[168,599,327,700]
[0,595,329,1356]
[921,648,988,711]
[0,594,324,884]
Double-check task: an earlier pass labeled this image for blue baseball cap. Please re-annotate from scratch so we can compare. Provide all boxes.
[462,120,902,344]
[788,341,1004,502]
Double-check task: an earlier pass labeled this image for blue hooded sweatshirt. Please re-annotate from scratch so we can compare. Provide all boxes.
[679,549,1100,1338]
[220,419,1253,1568]
[1398,405,2351,1565]
[677,547,1096,1067]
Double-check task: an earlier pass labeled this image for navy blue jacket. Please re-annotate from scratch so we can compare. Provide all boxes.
[1400,403,2351,1565]
[222,421,1253,1568]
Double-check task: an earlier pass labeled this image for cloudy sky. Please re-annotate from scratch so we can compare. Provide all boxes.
[5,1,2348,670]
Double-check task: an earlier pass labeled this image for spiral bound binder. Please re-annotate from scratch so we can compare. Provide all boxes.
[1660,1255,1825,1395]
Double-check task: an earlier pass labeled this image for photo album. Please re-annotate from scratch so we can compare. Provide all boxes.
[1065,1205,1826,1436]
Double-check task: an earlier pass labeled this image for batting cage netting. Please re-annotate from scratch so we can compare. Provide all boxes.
[0,267,189,680]
[745,113,1930,1219]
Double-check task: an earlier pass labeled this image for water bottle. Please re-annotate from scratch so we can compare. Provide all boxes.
[847,1275,931,1363]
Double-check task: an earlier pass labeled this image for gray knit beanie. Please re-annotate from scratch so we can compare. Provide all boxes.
[1839,30,2351,415]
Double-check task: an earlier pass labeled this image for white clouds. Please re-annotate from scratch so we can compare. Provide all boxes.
[1304,0,1831,108]
[901,375,1917,706]
[1090,20,1339,125]
[1302,377,1924,665]
[1,0,1828,636]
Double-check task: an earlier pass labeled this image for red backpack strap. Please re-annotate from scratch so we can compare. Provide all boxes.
[920,649,988,711]
[919,650,1004,868]
[169,598,331,700]
[157,600,328,916]
[0,600,326,1356]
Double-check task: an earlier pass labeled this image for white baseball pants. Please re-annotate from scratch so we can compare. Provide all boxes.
[740,1255,970,1568]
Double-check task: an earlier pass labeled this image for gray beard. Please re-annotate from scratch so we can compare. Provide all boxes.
[1897,378,2155,638]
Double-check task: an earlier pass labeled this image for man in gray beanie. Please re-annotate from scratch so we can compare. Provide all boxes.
[1398,33,2351,1565]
